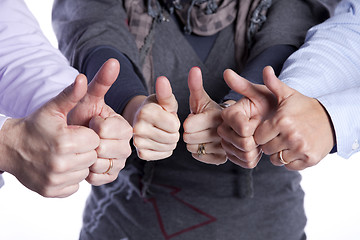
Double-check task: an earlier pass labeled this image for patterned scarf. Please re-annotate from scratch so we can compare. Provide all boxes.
[125,0,272,92]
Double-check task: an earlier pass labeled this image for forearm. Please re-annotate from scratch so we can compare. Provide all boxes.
[0,118,24,174]
[83,46,148,115]
[279,0,360,98]
[0,0,78,118]
[53,0,141,72]
[0,115,10,172]
[223,44,296,101]
[317,88,360,159]
[122,95,148,126]
[248,0,331,61]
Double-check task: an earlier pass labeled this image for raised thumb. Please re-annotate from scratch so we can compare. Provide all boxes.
[87,58,120,98]
[155,76,178,113]
[49,74,88,116]
[188,67,210,114]
[223,69,263,102]
[263,66,293,103]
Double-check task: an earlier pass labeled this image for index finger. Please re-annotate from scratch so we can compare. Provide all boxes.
[221,105,260,137]
[254,118,280,145]
[89,115,133,140]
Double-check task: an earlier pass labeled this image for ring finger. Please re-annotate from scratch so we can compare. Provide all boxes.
[186,142,224,155]
[183,128,220,144]
[90,158,125,175]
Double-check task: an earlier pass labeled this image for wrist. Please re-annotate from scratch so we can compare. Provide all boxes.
[122,95,147,126]
[0,118,25,173]
[316,99,336,150]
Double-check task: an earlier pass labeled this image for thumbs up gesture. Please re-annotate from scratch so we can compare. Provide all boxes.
[67,59,133,186]
[131,76,180,160]
[217,68,277,168]
[183,67,227,165]
[254,67,335,170]
[1,74,100,197]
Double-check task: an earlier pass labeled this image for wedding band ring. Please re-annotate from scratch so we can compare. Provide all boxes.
[197,143,206,157]
[279,150,289,165]
[103,159,113,174]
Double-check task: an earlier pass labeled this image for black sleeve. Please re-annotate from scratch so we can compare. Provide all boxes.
[52,0,142,74]
[248,0,330,61]
[83,46,148,114]
[223,44,297,101]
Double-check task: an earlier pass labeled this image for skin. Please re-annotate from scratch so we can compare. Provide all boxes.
[217,66,335,170]
[0,59,133,197]
[122,76,180,161]
[67,59,133,185]
[183,67,228,165]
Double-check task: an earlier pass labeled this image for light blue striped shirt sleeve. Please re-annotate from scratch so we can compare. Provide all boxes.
[317,88,360,159]
[278,0,360,158]
[0,174,3,188]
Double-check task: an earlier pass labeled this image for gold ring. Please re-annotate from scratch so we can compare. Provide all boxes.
[279,150,289,165]
[103,159,113,174]
[197,143,206,157]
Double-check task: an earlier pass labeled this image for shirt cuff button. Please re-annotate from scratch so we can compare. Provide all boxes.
[352,140,359,150]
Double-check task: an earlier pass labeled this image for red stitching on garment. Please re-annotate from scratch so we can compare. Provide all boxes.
[145,183,217,240]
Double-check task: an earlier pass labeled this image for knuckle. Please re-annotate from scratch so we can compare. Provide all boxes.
[221,107,232,120]
[241,139,255,152]
[108,173,119,183]
[171,117,181,132]
[239,124,252,137]
[303,151,320,166]
[182,132,190,143]
[170,142,178,151]
[133,122,146,135]
[89,150,98,164]
[118,159,127,171]
[183,117,192,132]
[96,142,107,154]
[47,157,67,173]
[136,149,148,160]
[39,188,55,198]
[52,137,68,155]
[122,125,134,140]
[41,174,60,190]
[287,130,302,144]
[132,136,144,149]
[214,156,227,165]
[186,144,193,153]
[136,107,153,121]
[276,115,294,129]
[261,145,271,155]
[244,160,258,169]
[216,124,224,137]
[119,145,132,158]
[86,173,99,186]
[172,131,180,143]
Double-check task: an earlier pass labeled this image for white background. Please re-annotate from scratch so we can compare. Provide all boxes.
[1,1,360,239]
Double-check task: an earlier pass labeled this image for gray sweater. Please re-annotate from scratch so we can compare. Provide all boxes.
[53,1,335,239]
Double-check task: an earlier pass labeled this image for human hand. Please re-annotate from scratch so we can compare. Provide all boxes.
[132,76,180,160]
[217,69,277,168]
[0,76,99,197]
[67,59,133,185]
[254,66,335,170]
[183,67,227,165]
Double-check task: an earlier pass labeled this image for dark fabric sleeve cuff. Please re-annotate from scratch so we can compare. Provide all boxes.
[83,46,148,114]
[223,44,297,101]
[330,145,337,154]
